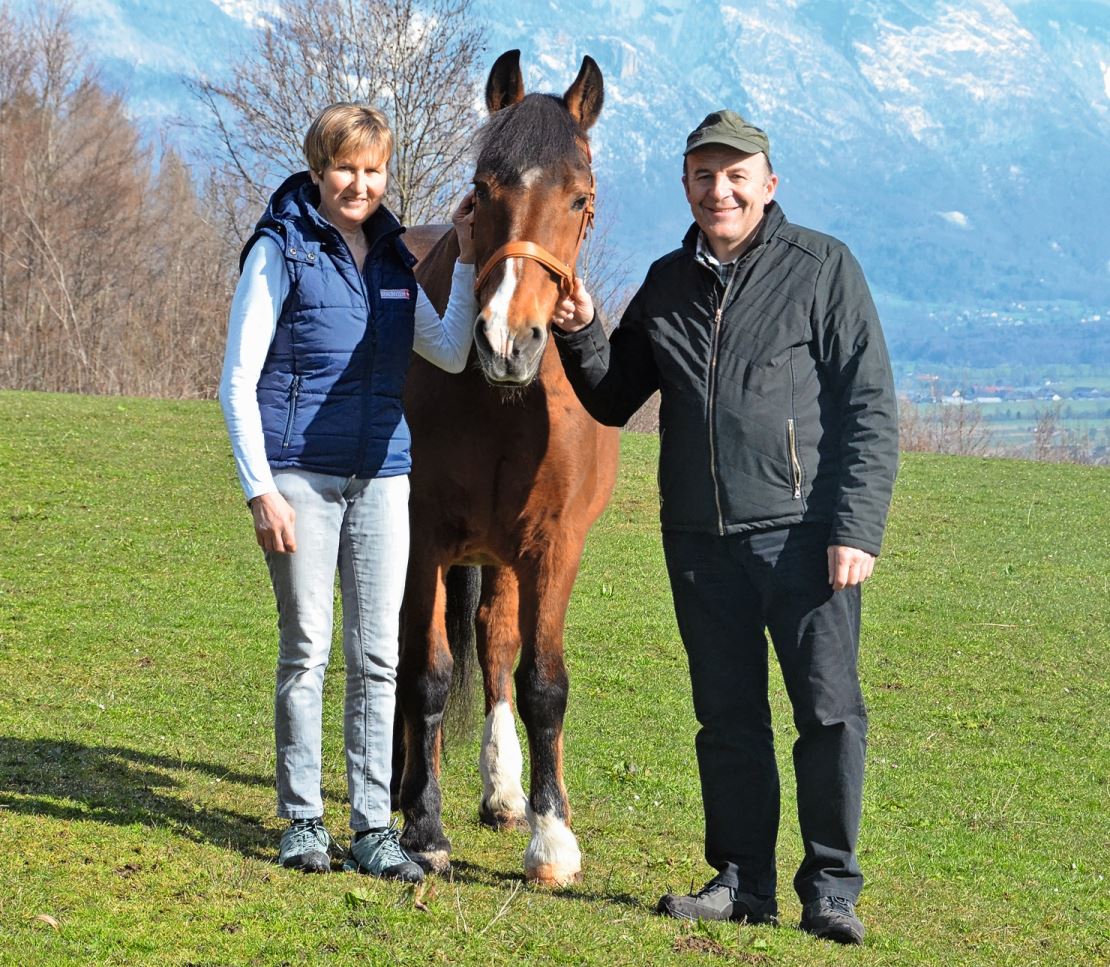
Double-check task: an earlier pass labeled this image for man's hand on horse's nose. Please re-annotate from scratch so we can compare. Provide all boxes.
[552,279,594,333]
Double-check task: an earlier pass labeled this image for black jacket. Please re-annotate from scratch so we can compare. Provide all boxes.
[554,202,898,556]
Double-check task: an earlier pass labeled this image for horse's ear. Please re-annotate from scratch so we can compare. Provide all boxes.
[486,49,525,114]
[563,55,604,131]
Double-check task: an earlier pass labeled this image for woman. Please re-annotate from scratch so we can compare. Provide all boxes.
[218,103,476,881]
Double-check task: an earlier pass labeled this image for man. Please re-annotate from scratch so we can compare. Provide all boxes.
[550,111,898,944]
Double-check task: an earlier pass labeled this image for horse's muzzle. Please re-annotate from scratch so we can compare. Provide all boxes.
[473,317,547,386]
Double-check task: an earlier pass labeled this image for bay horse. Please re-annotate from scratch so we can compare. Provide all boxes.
[395,50,619,886]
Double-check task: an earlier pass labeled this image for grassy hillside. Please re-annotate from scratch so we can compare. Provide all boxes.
[0,391,1106,966]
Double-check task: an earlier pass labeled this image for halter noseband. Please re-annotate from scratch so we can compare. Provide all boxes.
[473,143,596,299]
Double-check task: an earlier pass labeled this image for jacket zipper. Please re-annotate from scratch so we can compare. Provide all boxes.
[281,375,302,450]
[787,418,802,499]
[707,264,740,535]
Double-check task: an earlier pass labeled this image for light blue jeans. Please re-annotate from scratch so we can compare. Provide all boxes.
[265,469,409,831]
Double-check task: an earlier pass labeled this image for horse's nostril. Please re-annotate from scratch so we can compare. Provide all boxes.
[509,326,546,358]
[474,319,492,355]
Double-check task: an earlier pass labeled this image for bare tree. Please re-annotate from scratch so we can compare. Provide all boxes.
[576,199,634,332]
[898,400,992,456]
[375,0,486,222]
[897,398,930,452]
[0,4,236,397]
[0,1,32,333]
[1032,404,1061,462]
[190,0,485,234]
[933,402,991,456]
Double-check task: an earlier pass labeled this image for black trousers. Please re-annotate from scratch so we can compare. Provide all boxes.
[662,524,866,902]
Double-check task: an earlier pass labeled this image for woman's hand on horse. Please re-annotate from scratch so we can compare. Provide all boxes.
[551,278,595,333]
[250,491,297,554]
[452,189,476,264]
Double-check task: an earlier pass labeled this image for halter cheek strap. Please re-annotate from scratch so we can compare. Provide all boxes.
[473,145,596,299]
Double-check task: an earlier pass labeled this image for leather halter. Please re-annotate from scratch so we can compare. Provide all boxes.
[473,142,596,298]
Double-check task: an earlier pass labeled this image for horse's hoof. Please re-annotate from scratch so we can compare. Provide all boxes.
[410,849,452,875]
[478,805,529,831]
[525,863,583,887]
[523,809,582,887]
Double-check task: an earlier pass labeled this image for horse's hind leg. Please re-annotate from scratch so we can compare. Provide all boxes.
[396,561,453,874]
[514,548,583,886]
[475,566,528,830]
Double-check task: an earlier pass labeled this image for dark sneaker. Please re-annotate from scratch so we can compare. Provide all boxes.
[800,896,865,944]
[657,878,778,924]
[278,818,333,873]
[345,820,424,882]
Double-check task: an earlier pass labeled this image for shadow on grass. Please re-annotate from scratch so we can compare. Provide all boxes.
[447,859,648,911]
[0,737,273,859]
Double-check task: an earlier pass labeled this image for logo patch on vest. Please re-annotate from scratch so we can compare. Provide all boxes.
[380,288,411,300]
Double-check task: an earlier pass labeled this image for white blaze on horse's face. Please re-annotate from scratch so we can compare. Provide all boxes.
[474,246,551,386]
[518,166,544,189]
[482,259,521,362]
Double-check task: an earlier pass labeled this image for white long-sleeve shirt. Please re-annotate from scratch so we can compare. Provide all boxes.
[218,236,476,500]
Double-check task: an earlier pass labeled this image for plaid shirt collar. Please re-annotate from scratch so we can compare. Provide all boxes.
[692,210,773,285]
[694,231,739,286]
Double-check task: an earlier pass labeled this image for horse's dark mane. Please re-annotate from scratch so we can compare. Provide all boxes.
[475,94,585,185]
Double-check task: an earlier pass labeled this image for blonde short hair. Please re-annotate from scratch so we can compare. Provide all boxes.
[303,103,393,174]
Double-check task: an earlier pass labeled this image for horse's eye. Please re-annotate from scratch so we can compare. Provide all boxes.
[571,196,588,212]
[474,184,490,203]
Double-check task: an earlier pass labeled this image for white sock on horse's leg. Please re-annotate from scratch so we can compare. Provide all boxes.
[524,803,582,886]
[479,701,527,823]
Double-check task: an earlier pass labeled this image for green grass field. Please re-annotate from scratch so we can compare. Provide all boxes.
[1,390,1107,966]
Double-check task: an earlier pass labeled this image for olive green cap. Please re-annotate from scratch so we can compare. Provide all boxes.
[684,109,770,159]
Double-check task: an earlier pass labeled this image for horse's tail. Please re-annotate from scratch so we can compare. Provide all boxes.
[443,564,481,744]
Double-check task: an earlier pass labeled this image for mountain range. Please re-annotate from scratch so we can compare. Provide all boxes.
[16,0,1110,371]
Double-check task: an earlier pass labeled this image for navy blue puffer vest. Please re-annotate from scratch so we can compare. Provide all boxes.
[241,172,418,478]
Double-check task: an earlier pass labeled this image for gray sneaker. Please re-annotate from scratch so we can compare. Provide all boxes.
[657,878,778,924]
[345,820,424,882]
[278,818,333,873]
[799,896,865,944]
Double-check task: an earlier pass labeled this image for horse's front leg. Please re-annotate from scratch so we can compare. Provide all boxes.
[514,545,584,886]
[476,566,529,830]
[397,560,453,874]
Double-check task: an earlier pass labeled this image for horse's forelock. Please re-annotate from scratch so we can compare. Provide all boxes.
[476,94,585,186]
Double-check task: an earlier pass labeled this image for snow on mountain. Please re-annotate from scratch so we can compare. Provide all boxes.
[207,0,281,26]
[478,0,1110,307]
[20,0,261,120]
[16,0,1110,313]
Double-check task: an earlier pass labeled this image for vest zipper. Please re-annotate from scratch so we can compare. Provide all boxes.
[333,227,375,472]
[787,418,802,499]
[281,375,302,451]
[707,264,739,536]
